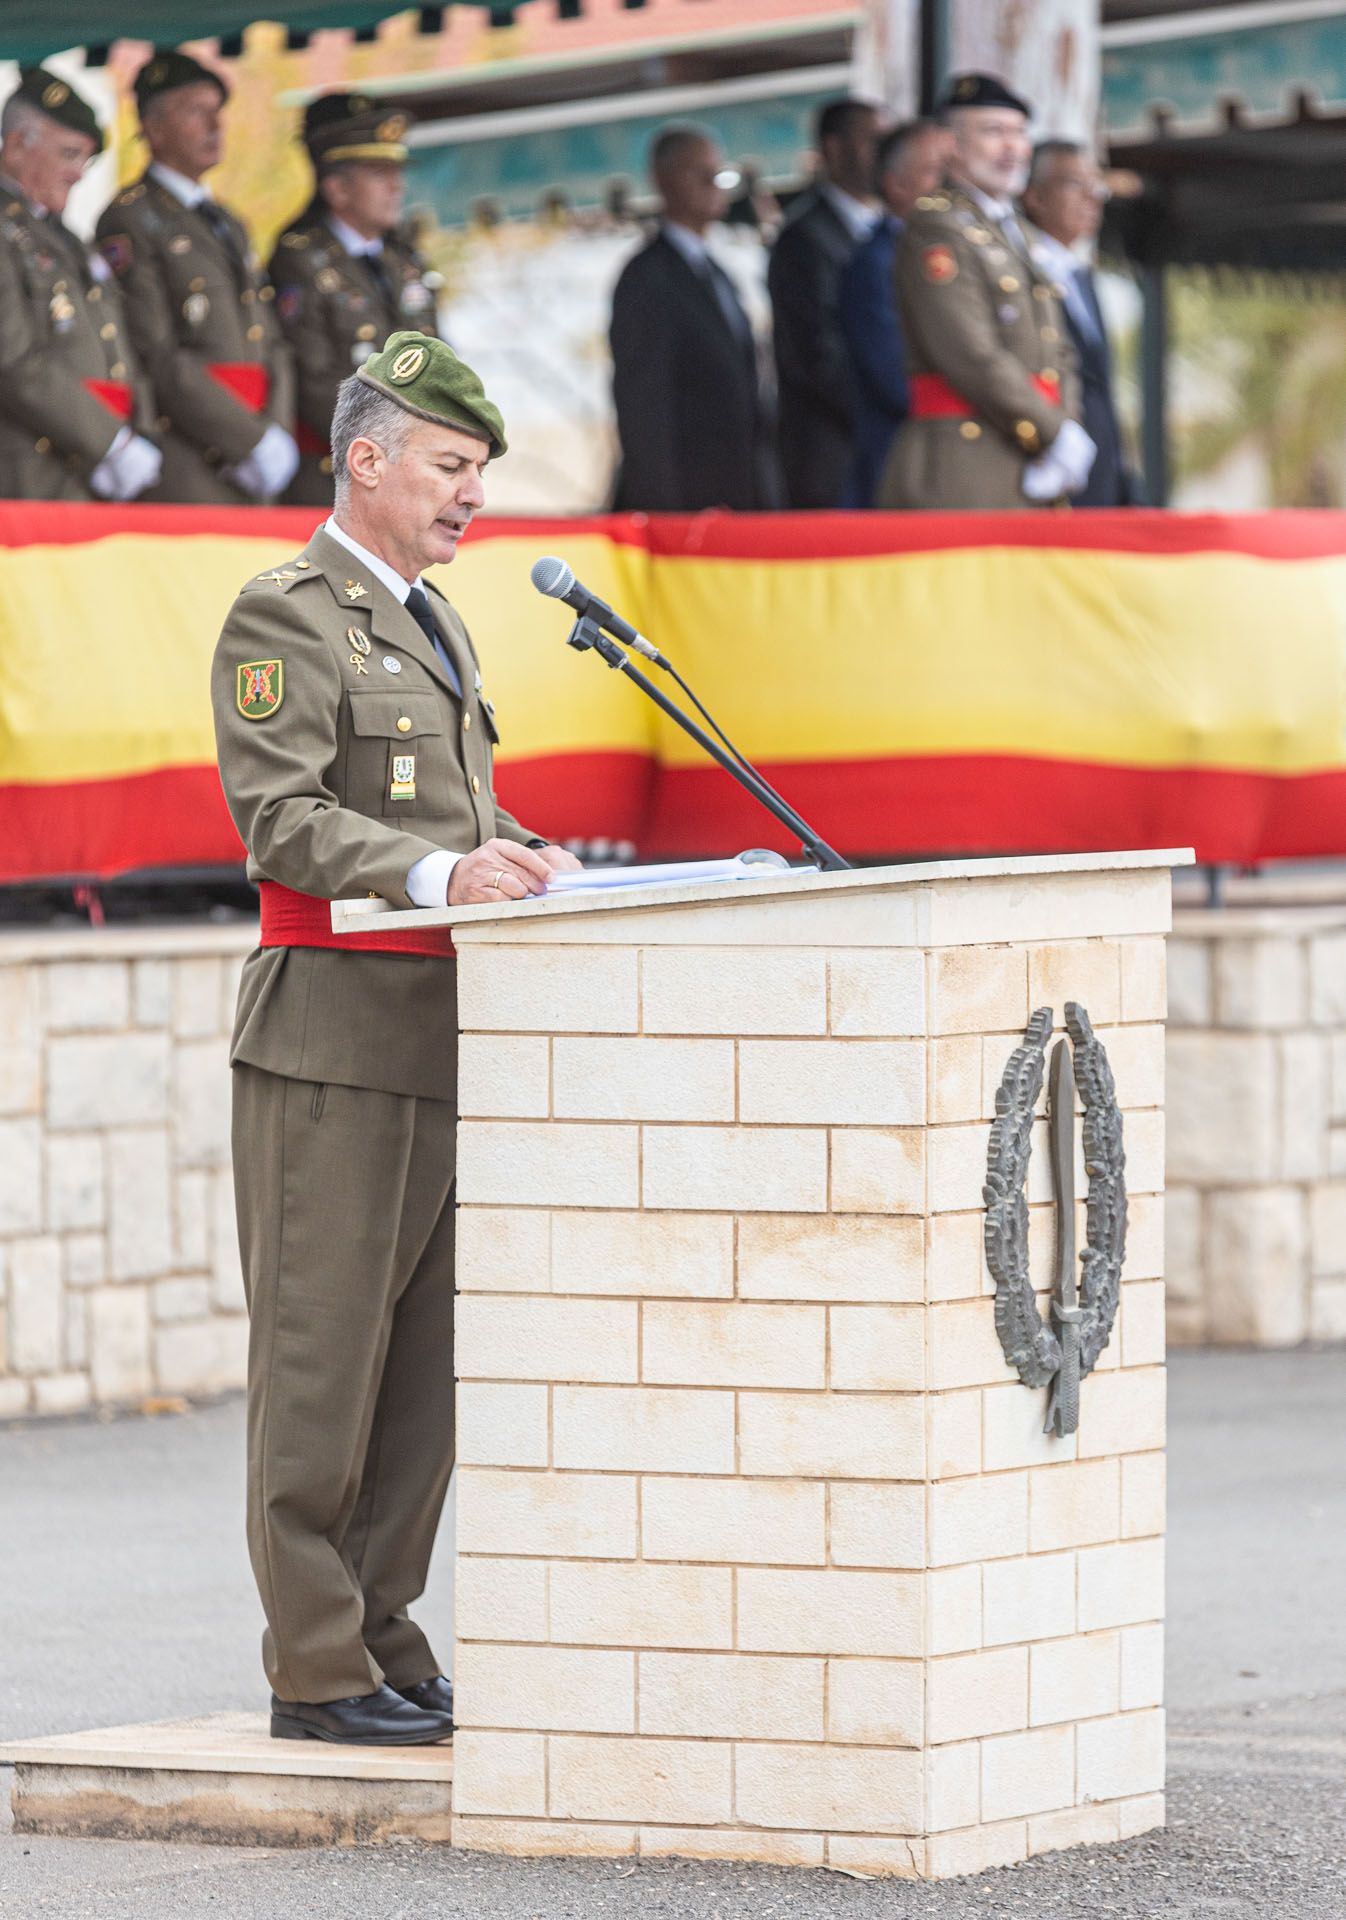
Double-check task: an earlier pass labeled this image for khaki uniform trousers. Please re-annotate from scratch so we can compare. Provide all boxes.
[231,1063,456,1703]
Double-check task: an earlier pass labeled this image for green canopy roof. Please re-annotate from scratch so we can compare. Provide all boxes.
[0,2,508,64]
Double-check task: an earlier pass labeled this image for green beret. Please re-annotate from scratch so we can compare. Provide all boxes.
[356,332,507,459]
[14,68,103,150]
[304,91,411,171]
[938,71,1031,116]
[134,49,229,114]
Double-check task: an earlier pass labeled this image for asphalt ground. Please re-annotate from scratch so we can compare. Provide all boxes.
[0,1347,1342,1919]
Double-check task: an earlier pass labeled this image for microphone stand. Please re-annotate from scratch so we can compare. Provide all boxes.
[565,614,851,873]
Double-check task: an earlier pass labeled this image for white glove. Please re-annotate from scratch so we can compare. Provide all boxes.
[226,421,300,500]
[89,426,163,501]
[1022,418,1097,502]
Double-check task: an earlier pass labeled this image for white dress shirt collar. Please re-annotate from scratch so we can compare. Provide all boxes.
[329,214,383,260]
[960,182,1013,223]
[661,221,711,270]
[1029,228,1090,281]
[324,516,421,605]
[149,162,211,209]
[820,181,879,241]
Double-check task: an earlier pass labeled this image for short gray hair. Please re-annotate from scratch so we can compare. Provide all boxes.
[330,375,416,505]
[0,95,45,146]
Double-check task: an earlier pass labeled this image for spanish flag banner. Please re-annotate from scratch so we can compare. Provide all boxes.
[2,503,1345,883]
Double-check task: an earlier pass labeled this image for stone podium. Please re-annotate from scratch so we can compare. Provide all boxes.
[336,849,1178,1877]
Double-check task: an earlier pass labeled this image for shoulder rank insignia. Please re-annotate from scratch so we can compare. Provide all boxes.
[344,579,367,601]
[922,244,958,284]
[237,658,284,720]
[257,568,296,586]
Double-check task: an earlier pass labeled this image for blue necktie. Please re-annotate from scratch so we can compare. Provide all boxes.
[406,586,460,696]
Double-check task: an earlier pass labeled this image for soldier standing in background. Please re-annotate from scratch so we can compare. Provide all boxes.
[95,50,297,505]
[878,74,1095,512]
[269,93,442,505]
[0,67,160,502]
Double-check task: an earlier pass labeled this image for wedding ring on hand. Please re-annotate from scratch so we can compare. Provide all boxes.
[492,868,508,893]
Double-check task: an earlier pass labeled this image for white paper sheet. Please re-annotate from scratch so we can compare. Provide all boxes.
[543,857,802,896]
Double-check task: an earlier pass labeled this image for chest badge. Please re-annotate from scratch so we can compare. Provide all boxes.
[183,291,209,325]
[390,753,416,801]
[344,579,367,601]
[237,658,284,720]
[346,625,371,674]
[382,656,402,673]
[922,244,958,284]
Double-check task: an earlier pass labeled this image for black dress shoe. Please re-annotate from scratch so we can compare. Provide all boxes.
[270,1681,453,1745]
[393,1674,454,1721]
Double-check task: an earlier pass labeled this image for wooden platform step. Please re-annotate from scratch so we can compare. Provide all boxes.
[0,1712,454,1847]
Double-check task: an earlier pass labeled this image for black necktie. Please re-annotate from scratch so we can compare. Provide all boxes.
[366,248,396,312]
[199,199,246,274]
[704,256,751,343]
[406,586,461,695]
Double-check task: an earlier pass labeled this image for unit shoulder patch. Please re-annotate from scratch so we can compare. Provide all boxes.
[922,244,959,285]
[236,658,284,720]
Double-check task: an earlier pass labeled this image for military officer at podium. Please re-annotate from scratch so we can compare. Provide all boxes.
[0,67,161,501]
[269,92,443,504]
[212,334,579,1745]
[95,50,297,504]
[878,72,1095,511]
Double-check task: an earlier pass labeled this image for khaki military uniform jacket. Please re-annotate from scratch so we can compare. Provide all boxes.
[0,184,151,501]
[878,184,1081,511]
[212,525,540,1101]
[268,216,440,506]
[95,171,294,505]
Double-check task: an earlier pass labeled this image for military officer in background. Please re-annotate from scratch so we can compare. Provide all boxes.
[0,67,161,501]
[95,50,297,505]
[212,333,580,1744]
[878,73,1095,511]
[269,93,443,504]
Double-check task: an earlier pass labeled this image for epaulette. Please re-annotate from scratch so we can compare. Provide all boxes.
[242,560,321,593]
[115,183,146,206]
[278,230,310,250]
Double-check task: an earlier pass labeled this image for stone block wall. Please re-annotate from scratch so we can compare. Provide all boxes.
[1167,908,1346,1345]
[0,927,253,1418]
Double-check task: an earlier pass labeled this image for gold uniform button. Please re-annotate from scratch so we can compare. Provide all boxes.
[959,421,981,440]
[87,284,102,303]
[241,287,255,304]
[471,774,481,794]
[246,323,264,341]
[356,322,377,341]
[1041,325,1059,343]
[189,276,206,292]
[34,435,50,454]
[99,322,117,339]
[998,275,1020,293]
[463,712,471,730]
[396,716,412,734]
[295,559,311,568]
[259,284,275,302]
[1015,420,1039,445]
[1041,367,1059,382]
[109,361,126,378]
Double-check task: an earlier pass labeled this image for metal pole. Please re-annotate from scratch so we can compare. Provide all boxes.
[919,0,950,114]
[1140,263,1169,506]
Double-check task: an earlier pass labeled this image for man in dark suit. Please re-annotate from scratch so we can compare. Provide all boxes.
[768,97,880,508]
[609,124,780,512]
[837,118,952,506]
[1022,140,1141,507]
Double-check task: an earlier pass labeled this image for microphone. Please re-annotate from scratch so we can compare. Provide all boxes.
[530,555,663,663]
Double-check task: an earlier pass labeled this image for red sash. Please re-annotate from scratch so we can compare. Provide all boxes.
[207,362,270,412]
[83,378,133,420]
[910,371,1061,419]
[258,880,454,958]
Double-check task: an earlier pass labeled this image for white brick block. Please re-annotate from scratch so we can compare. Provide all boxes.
[738,1213,923,1302]
[982,1383,1078,1471]
[549,1735,732,1825]
[553,1386,734,1472]
[1031,1631,1120,1726]
[928,1472,1028,1567]
[927,1564,982,1653]
[642,1125,827,1212]
[1215,935,1305,1029]
[8,1237,62,1373]
[1208,1187,1307,1345]
[1310,1181,1346,1277]
[1121,1452,1166,1540]
[1121,1280,1166,1368]
[173,958,223,1038]
[928,1125,990,1215]
[453,1731,546,1816]
[0,966,40,1114]
[153,1317,247,1396]
[1125,1110,1165,1194]
[929,1299,1014,1390]
[456,1207,551,1292]
[1165,938,1210,1025]
[639,1652,823,1740]
[829,1306,924,1390]
[553,1037,734,1122]
[641,1476,825,1565]
[107,1129,173,1281]
[829,1482,925,1570]
[549,1561,732,1649]
[930,1035,985,1125]
[1030,1459,1121,1551]
[131,958,171,1026]
[457,1468,636,1558]
[829,949,925,1036]
[0,1378,31,1417]
[453,1817,635,1859]
[734,1742,921,1835]
[457,1381,549,1467]
[642,1300,825,1388]
[0,1118,42,1234]
[47,1033,170,1129]
[1099,1023,1165,1109]
[981,1725,1075,1821]
[552,1210,731,1297]
[458,946,637,1033]
[1120,1623,1164,1710]
[1166,1032,1276,1184]
[456,1644,634,1734]
[1076,1708,1165,1801]
[738,1391,924,1479]
[172,1038,231,1167]
[1279,1031,1327,1181]
[927,1210,989,1302]
[930,946,1029,1037]
[1118,1790,1165,1839]
[926,1819,1028,1879]
[829,1128,924,1214]
[33,1372,92,1417]
[929,1390,982,1478]
[1077,1366,1166,1458]
[983,1552,1076,1646]
[641,1828,822,1867]
[88,1285,151,1403]
[925,1741,980,1831]
[1028,940,1121,1025]
[1078,1538,1165,1631]
[175,1170,208,1269]
[827,1658,922,1746]
[641,948,826,1036]
[737,1568,922,1656]
[1311,1277,1346,1339]
[45,961,130,1032]
[457,1034,551,1118]
[739,1040,924,1126]
[927,1647,1028,1743]
[456,1294,637,1383]
[1028,1801,1122,1857]
[152,1278,212,1323]
[456,1558,547,1641]
[1124,1193,1164,1282]
[458,1121,639,1209]
[63,1233,105,1291]
[45,1134,104,1232]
